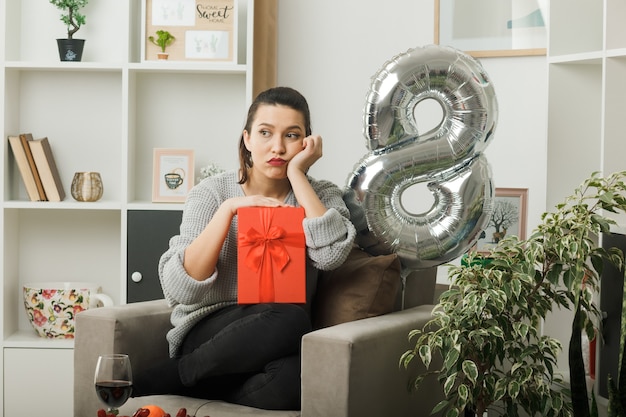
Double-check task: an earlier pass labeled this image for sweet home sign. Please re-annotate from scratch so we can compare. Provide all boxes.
[144,0,237,62]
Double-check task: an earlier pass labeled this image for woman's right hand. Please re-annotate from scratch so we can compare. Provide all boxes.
[225,195,292,215]
[183,195,291,280]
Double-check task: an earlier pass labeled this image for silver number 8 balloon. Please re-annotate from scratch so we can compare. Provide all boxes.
[345,45,498,270]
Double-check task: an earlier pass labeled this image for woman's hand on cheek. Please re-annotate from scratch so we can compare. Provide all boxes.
[289,135,323,175]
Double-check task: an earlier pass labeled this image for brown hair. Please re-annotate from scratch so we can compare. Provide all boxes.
[238,87,312,184]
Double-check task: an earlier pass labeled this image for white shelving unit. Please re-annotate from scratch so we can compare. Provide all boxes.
[546,0,626,209]
[0,0,270,415]
[546,0,626,404]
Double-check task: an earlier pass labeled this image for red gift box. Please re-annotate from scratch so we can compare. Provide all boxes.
[237,206,306,304]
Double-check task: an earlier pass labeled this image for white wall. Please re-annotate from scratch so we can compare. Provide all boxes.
[275,0,548,282]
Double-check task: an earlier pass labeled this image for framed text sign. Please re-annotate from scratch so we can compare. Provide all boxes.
[143,0,237,62]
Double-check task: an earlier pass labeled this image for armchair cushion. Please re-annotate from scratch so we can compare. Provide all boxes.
[312,246,401,329]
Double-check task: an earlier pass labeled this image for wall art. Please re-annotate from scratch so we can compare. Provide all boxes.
[143,0,237,62]
[152,148,195,202]
[435,0,547,57]
[475,187,528,254]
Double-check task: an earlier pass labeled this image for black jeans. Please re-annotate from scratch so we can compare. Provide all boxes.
[166,303,310,410]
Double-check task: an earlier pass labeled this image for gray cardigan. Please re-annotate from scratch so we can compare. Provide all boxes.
[159,170,356,356]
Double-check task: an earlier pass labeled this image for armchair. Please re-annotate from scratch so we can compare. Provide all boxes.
[74,269,444,417]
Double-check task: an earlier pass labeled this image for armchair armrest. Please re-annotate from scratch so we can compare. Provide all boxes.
[74,299,173,417]
[301,304,443,417]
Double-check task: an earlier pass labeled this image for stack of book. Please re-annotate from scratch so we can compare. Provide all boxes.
[8,133,66,202]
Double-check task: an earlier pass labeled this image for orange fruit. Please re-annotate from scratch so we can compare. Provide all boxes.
[141,405,167,417]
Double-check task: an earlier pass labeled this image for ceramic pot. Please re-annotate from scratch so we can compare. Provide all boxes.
[157,52,169,60]
[56,39,85,62]
[23,282,113,338]
[71,172,103,202]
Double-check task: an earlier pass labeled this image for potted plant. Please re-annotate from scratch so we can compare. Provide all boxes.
[49,0,88,62]
[149,30,176,60]
[401,171,626,417]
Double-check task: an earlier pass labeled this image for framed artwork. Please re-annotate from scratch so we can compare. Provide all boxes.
[142,0,237,62]
[152,148,195,203]
[475,188,528,254]
[435,0,547,57]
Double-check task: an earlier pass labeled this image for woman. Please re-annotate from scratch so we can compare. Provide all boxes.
[133,87,356,410]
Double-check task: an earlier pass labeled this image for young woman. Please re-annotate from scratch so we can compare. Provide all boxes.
[133,87,356,410]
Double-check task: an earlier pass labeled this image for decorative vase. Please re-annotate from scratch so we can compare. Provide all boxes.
[56,39,85,62]
[71,172,103,202]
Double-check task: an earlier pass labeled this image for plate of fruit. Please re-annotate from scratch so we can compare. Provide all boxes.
[97,405,209,417]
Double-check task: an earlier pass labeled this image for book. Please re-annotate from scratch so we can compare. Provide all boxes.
[19,133,47,201]
[7,135,42,201]
[28,137,66,202]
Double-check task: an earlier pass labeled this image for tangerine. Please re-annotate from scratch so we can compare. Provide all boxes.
[141,405,167,417]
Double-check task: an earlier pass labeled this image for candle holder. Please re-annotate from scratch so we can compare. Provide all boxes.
[71,172,103,202]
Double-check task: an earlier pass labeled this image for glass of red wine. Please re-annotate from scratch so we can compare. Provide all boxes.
[94,354,133,415]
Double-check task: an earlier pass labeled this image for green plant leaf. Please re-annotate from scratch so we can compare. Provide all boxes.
[511,277,522,298]
[493,378,507,402]
[431,399,450,415]
[487,324,504,339]
[511,361,524,375]
[563,268,576,291]
[508,380,521,398]
[410,374,425,392]
[444,347,460,370]
[399,350,414,369]
[457,383,469,403]
[546,263,563,285]
[445,408,460,417]
[462,360,478,386]
[444,373,457,396]
[408,329,422,341]
[418,344,432,369]
[515,322,530,339]
[503,281,512,299]
[552,392,563,411]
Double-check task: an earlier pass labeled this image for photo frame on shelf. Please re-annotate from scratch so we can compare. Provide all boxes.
[474,187,528,254]
[152,148,195,203]
[142,0,237,62]
[435,0,547,57]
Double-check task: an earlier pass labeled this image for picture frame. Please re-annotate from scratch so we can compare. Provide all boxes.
[152,148,195,203]
[142,0,237,62]
[474,187,528,254]
[435,0,547,58]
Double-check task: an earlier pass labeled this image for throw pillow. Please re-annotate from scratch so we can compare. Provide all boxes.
[312,246,402,329]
